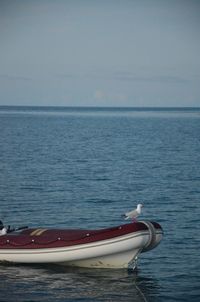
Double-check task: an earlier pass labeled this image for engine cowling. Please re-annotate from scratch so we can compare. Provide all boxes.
[140,221,163,252]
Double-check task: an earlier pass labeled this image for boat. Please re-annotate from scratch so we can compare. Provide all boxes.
[0,221,163,269]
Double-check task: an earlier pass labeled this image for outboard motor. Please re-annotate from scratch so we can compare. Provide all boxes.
[0,220,3,230]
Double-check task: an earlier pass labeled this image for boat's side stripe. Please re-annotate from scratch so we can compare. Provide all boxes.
[30,229,47,236]
[0,231,152,254]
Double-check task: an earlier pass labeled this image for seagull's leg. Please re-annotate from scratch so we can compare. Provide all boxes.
[131,218,137,223]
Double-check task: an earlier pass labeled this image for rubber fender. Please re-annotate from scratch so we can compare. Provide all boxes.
[140,221,157,252]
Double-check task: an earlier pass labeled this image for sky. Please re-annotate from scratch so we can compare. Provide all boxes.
[0,0,200,107]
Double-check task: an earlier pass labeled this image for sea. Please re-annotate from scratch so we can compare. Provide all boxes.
[0,106,200,302]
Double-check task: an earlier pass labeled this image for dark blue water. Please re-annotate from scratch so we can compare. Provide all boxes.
[0,106,200,302]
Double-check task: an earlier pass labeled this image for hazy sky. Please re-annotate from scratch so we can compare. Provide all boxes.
[0,0,200,107]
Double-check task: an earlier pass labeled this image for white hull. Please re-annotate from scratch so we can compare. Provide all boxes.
[0,227,163,268]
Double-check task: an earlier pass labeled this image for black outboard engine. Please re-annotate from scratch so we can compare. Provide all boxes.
[0,220,4,230]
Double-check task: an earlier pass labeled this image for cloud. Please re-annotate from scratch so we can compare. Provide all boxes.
[94,90,105,100]
[0,74,32,81]
[55,70,188,85]
[55,73,76,79]
[112,71,188,84]
[94,89,127,104]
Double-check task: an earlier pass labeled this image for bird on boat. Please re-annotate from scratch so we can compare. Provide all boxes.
[122,204,144,222]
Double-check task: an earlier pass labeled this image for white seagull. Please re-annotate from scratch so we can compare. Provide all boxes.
[123,204,144,222]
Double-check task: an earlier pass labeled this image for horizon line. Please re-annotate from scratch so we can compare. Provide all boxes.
[0,105,200,109]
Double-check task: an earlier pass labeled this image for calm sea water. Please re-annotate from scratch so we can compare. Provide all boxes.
[0,106,200,302]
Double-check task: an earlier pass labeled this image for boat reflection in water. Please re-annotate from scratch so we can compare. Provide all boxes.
[0,263,160,302]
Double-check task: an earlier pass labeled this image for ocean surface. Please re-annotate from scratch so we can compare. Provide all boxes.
[0,106,200,302]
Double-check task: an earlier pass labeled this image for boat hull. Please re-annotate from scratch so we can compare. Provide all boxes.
[0,221,163,268]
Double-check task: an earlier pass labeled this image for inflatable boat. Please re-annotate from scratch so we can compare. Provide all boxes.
[0,221,163,269]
